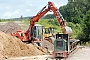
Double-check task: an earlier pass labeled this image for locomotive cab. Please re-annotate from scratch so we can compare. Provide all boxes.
[53,34,69,58]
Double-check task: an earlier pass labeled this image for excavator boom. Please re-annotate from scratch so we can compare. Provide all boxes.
[29,1,68,37]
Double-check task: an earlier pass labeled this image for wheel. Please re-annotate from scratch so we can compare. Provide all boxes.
[59,59,61,60]
[46,58,48,60]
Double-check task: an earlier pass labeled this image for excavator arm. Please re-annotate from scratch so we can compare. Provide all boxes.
[48,2,65,26]
[29,5,50,30]
[29,1,67,37]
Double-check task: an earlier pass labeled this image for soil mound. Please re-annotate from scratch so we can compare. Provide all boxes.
[0,31,49,59]
[0,21,21,34]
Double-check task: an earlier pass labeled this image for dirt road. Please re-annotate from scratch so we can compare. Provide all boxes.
[6,46,90,60]
[67,46,90,60]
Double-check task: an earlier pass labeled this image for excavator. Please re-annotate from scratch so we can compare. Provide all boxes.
[44,27,56,42]
[11,1,72,45]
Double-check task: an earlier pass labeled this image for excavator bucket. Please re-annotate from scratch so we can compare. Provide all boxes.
[61,26,72,37]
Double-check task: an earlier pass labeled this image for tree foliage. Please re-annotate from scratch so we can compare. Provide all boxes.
[59,0,89,24]
[78,10,90,42]
[44,14,55,19]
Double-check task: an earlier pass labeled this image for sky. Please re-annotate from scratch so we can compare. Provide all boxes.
[0,0,68,19]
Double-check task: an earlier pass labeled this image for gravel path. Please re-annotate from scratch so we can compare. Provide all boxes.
[67,46,90,60]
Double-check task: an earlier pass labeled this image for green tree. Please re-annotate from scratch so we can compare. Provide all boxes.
[77,10,90,42]
[59,0,90,24]
[83,10,90,41]
[44,14,55,19]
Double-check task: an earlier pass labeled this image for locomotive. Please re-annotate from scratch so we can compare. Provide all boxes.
[52,34,79,59]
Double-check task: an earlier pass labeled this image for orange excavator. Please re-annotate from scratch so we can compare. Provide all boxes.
[11,1,72,44]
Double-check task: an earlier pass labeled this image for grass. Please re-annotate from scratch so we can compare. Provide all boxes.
[0,19,82,38]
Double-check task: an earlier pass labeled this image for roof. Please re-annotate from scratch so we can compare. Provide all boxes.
[35,24,43,26]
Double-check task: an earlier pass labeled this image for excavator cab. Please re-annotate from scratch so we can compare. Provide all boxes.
[32,24,44,40]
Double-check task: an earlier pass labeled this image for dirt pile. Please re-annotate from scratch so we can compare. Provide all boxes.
[0,21,21,34]
[0,31,49,59]
[41,40,54,51]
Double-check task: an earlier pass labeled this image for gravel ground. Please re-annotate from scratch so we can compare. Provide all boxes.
[67,46,90,60]
[7,46,90,60]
